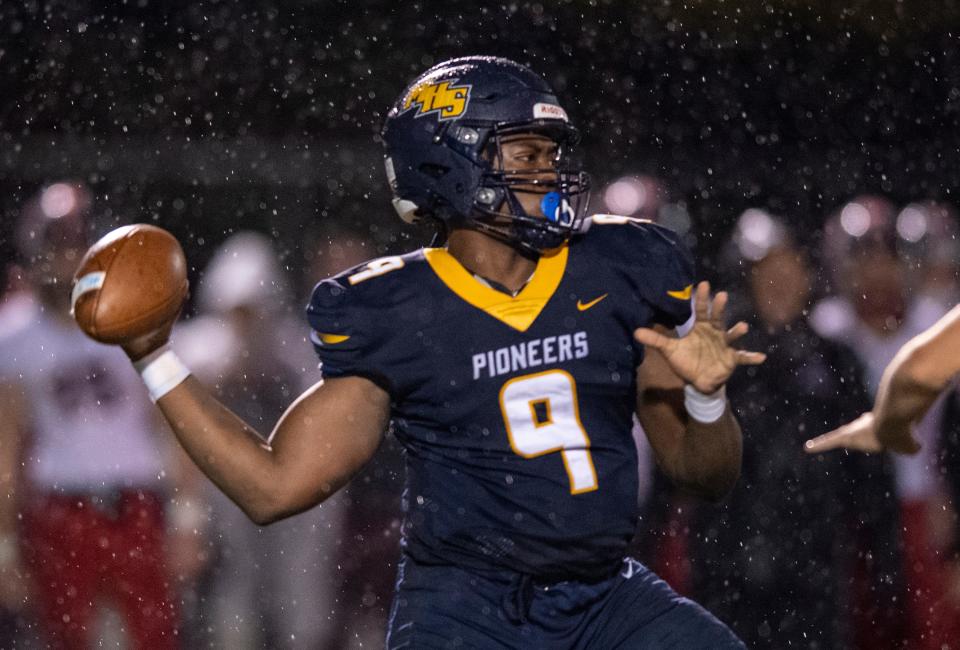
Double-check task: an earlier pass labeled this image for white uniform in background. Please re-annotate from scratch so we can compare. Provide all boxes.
[0,300,165,491]
[0,296,180,648]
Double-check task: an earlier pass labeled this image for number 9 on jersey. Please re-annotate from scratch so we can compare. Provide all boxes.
[499,369,598,494]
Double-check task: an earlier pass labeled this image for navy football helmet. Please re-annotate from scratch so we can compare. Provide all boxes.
[381,56,591,253]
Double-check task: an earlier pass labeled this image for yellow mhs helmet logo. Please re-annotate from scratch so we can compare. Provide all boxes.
[402,80,471,121]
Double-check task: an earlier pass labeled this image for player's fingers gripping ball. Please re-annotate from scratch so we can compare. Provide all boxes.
[71,224,188,344]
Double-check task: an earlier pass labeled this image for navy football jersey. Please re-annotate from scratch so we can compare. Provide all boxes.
[307,216,695,580]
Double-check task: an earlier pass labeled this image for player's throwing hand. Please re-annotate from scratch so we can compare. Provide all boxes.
[633,281,766,394]
[71,224,187,362]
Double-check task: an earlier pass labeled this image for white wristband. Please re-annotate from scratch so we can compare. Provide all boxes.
[684,384,727,423]
[133,344,191,402]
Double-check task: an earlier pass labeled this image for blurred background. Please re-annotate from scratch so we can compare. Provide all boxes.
[3,1,960,269]
[3,1,960,648]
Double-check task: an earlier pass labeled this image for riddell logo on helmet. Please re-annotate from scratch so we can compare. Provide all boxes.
[402,80,471,121]
[533,103,569,121]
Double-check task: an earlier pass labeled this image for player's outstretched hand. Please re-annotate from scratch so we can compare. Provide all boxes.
[803,412,921,455]
[633,281,766,394]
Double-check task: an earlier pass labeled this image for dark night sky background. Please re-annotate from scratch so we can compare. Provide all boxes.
[3,0,960,288]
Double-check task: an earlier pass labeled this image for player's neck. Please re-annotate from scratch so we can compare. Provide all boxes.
[446,229,537,295]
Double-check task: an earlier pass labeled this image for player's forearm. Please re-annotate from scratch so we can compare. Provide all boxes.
[871,348,945,453]
[152,373,387,525]
[872,305,960,452]
[637,387,742,502]
[675,408,742,502]
[154,375,286,524]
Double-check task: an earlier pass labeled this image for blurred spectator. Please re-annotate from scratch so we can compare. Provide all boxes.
[174,231,346,649]
[687,209,904,648]
[811,195,960,648]
[896,200,960,311]
[0,182,205,649]
[0,265,32,338]
[811,195,945,348]
[600,173,694,240]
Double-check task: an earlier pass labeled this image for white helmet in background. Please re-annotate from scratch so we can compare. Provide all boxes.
[197,231,290,315]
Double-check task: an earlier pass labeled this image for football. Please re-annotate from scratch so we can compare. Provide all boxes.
[71,224,188,344]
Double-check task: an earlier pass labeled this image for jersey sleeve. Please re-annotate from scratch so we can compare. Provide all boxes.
[644,229,696,335]
[589,216,696,334]
[305,276,394,392]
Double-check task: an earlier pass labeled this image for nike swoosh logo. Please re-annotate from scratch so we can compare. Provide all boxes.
[666,284,693,300]
[576,294,608,311]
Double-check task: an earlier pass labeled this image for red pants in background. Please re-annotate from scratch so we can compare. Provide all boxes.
[900,499,960,650]
[21,490,178,650]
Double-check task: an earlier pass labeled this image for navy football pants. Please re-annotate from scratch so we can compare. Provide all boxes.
[386,556,745,649]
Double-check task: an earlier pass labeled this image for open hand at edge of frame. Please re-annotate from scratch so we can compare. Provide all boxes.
[803,411,922,455]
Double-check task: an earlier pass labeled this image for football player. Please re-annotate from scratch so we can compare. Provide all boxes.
[115,56,764,648]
